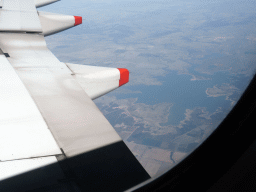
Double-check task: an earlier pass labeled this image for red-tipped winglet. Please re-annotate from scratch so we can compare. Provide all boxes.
[117,68,129,87]
[74,16,82,26]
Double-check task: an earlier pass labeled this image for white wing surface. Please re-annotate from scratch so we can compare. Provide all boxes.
[0,0,42,32]
[0,0,60,8]
[0,32,122,157]
[0,52,61,161]
[0,0,150,191]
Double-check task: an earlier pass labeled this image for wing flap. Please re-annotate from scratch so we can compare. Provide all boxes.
[0,54,61,161]
[0,0,42,32]
[16,66,122,157]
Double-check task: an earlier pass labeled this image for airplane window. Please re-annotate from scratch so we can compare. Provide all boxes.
[41,0,256,190]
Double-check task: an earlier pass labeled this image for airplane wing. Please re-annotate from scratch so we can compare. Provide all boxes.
[0,0,150,191]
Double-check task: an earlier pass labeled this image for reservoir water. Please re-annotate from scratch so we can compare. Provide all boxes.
[117,70,251,126]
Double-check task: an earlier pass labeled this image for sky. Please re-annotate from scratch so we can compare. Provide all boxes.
[39,0,256,178]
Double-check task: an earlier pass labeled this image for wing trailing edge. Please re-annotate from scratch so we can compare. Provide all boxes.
[66,63,129,100]
[0,0,42,32]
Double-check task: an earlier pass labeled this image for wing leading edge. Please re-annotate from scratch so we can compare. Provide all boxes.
[0,0,150,191]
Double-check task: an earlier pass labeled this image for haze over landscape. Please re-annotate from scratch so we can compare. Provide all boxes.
[40,0,256,178]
